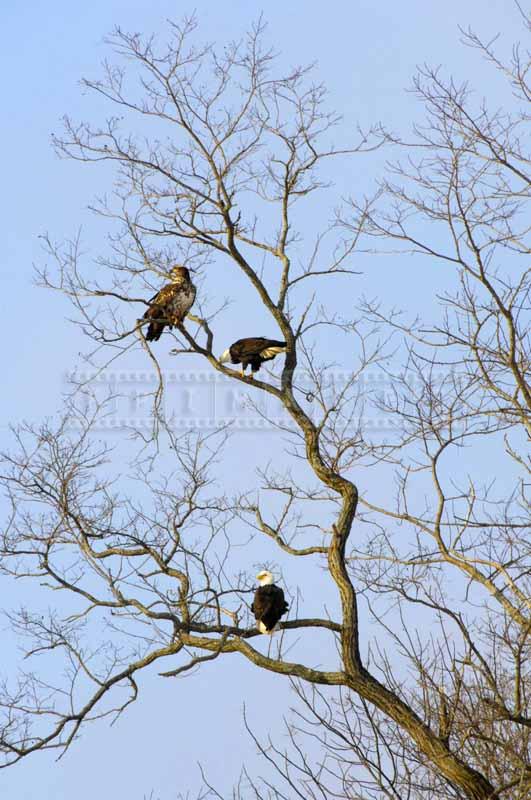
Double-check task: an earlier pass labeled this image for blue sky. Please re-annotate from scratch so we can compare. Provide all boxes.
[0,1,525,798]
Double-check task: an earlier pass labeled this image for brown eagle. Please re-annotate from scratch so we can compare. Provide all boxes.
[219,337,287,376]
[251,571,289,634]
[143,266,196,341]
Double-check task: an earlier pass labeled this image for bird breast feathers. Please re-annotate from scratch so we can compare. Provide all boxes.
[255,585,284,605]
[170,284,195,312]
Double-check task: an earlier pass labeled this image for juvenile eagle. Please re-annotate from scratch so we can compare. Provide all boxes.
[219,337,287,376]
[251,570,289,634]
[143,266,196,342]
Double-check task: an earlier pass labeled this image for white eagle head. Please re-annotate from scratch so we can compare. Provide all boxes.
[169,265,192,282]
[256,570,274,586]
[219,348,232,364]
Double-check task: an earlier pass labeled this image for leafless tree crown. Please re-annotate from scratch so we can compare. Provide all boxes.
[1,11,530,800]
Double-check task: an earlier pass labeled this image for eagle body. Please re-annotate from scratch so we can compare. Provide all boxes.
[219,337,287,375]
[251,571,289,634]
[143,267,196,341]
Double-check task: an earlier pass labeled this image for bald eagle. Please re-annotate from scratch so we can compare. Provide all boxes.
[219,337,287,376]
[251,571,289,634]
[143,266,196,341]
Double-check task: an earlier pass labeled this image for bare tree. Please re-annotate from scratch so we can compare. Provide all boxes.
[1,10,529,800]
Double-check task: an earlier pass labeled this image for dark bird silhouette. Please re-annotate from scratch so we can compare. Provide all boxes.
[219,337,287,376]
[143,266,196,341]
[250,570,289,634]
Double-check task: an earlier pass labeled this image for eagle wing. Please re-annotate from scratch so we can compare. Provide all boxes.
[144,284,177,321]
[143,283,180,341]
[231,337,266,360]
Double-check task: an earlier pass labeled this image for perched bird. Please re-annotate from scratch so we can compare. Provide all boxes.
[251,570,289,634]
[219,337,287,376]
[142,266,196,341]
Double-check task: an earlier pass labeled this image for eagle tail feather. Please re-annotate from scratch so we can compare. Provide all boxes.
[260,345,287,358]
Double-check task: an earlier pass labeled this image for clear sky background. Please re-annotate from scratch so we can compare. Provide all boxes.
[0,1,525,798]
